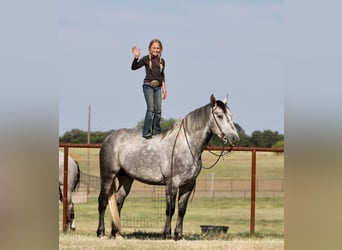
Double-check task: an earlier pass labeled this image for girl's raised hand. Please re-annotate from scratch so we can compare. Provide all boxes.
[132,46,140,58]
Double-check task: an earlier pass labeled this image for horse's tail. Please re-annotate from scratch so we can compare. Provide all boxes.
[59,186,63,202]
[190,180,197,201]
[108,191,122,235]
[72,160,81,192]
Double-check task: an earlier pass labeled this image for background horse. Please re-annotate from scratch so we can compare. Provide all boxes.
[59,151,80,231]
[97,94,240,240]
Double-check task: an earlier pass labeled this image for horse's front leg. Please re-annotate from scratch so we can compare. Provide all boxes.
[163,183,178,240]
[174,181,196,240]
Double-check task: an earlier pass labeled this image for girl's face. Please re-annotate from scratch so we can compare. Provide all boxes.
[149,42,161,56]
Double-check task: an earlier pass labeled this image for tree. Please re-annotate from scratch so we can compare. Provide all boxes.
[233,123,250,147]
[135,118,177,132]
[272,139,284,148]
[59,121,284,148]
[249,130,284,148]
[59,129,112,144]
[60,129,87,143]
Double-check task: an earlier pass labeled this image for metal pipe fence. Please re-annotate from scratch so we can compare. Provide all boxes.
[59,143,284,235]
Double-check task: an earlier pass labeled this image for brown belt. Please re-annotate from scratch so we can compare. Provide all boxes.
[144,80,161,87]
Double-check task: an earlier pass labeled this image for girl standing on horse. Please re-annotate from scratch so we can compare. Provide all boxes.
[131,39,167,139]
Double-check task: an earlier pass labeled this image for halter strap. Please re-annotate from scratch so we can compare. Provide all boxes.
[211,105,225,139]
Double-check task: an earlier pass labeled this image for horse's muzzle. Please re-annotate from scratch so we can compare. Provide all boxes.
[222,133,240,146]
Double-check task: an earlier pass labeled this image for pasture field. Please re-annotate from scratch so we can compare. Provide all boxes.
[62,148,284,180]
[59,148,284,248]
[59,196,284,234]
[59,197,284,249]
[59,196,283,236]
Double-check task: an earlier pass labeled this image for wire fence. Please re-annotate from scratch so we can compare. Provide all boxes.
[60,144,284,236]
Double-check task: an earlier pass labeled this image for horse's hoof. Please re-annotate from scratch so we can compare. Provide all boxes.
[97,230,105,238]
[163,234,172,240]
[116,233,125,240]
[174,232,184,241]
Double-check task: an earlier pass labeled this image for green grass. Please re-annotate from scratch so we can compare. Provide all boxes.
[60,196,283,239]
[59,148,284,240]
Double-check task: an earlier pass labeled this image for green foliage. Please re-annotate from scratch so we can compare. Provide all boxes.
[59,120,284,148]
[249,130,284,148]
[272,140,284,148]
[234,123,250,147]
[59,129,113,144]
[135,117,177,131]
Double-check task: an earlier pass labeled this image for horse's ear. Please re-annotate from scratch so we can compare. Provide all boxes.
[210,94,216,107]
[223,95,228,105]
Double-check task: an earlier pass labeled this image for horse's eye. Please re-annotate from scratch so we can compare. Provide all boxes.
[217,114,223,119]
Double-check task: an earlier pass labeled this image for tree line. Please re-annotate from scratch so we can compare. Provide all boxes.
[59,118,284,148]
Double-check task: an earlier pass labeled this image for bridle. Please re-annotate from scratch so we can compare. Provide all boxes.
[203,105,233,169]
[170,105,232,172]
[211,104,226,141]
[167,104,232,214]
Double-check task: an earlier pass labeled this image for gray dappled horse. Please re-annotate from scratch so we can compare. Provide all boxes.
[97,94,240,240]
[59,151,80,231]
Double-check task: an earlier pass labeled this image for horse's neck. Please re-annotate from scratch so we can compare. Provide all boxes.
[182,108,212,154]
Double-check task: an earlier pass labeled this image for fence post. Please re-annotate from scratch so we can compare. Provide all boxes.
[87,148,90,195]
[250,149,256,235]
[211,173,215,198]
[63,146,69,233]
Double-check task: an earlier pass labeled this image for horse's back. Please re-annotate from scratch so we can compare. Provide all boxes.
[100,129,168,184]
[59,151,80,189]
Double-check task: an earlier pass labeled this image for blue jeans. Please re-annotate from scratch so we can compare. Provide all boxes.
[142,83,162,137]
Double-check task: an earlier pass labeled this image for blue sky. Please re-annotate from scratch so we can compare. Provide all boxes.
[2,2,342,249]
[59,0,284,136]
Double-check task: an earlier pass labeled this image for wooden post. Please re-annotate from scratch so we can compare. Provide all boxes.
[250,149,256,235]
[211,173,215,198]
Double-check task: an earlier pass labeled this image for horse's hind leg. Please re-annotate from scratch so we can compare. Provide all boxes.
[110,173,134,236]
[69,201,76,231]
[174,181,196,240]
[59,185,75,231]
[97,175,116,238]
[163,182,178,240]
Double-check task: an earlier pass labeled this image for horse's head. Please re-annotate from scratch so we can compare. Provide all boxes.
[209,94,240,146]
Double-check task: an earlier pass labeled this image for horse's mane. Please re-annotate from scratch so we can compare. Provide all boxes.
[160,118,184,138]
[160,100,227,137]
[185,104,211,131]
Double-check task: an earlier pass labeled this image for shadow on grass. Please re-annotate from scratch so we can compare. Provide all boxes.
[124,231,231,241]
[123,231,283,241]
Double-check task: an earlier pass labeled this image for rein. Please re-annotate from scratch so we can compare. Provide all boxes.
[182,118,231,170]
[168,119,185,216]
[168,105,232,208]
[180,105,232,170]
[204,146,232,169]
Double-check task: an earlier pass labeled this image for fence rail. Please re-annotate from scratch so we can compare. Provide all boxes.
[60,143,284,235]
[79,171,283,197]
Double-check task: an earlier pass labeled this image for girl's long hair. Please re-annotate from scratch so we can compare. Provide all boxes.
[148,39,164,72]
